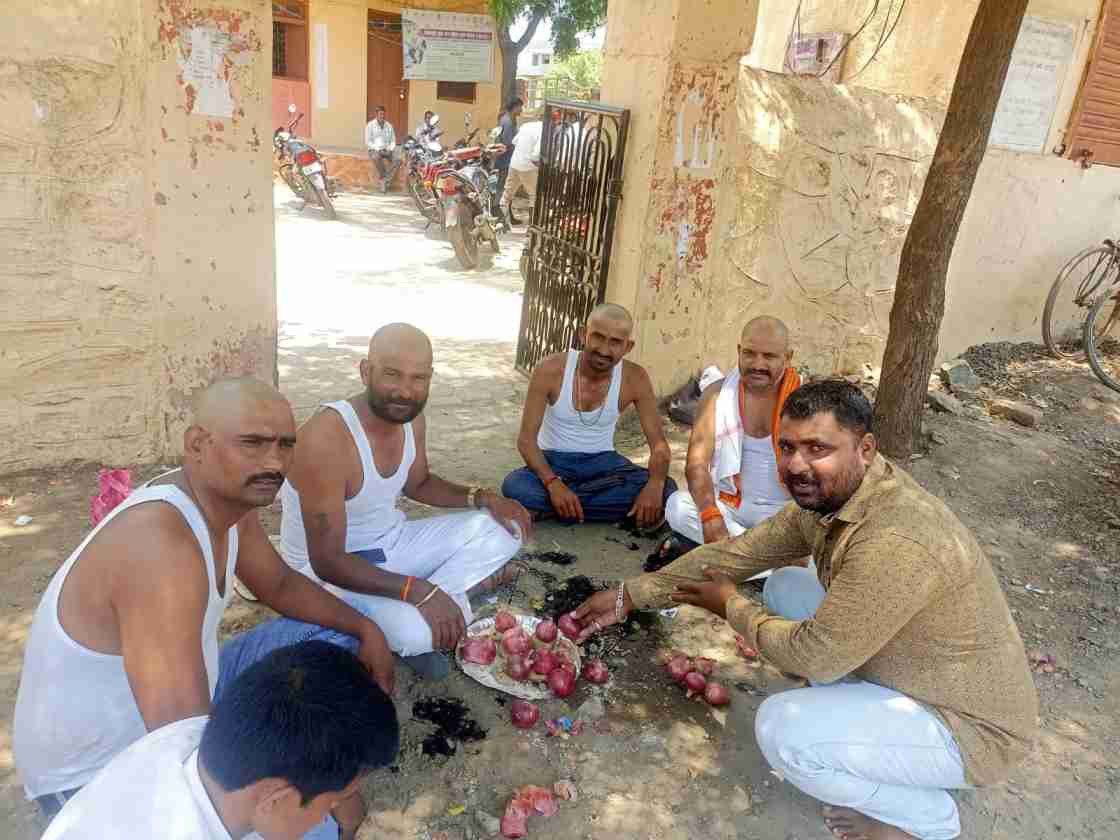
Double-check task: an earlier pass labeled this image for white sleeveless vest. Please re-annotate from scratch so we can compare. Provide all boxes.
[537,350,623,454]
[13,478,237,798]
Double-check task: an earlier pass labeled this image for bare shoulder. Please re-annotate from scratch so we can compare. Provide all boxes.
[533,352,567,382]
[291,403,358,475]
[621,359,655,400]
[92,502,210,596]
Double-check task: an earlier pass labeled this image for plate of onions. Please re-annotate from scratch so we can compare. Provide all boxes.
[455,611,583,701]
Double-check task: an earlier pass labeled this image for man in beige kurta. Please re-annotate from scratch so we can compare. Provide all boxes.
[570,380,1037,840]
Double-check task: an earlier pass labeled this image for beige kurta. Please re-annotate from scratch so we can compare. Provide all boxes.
[627,455,1038,786]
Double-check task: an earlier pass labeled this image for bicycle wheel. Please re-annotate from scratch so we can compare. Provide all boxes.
[1043,245,1120,357]
[1083,290,1120,392]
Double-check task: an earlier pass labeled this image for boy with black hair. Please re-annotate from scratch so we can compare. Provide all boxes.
[43,642,399,840]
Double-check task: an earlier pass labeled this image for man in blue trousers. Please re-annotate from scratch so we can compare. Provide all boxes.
[502,303,676,529]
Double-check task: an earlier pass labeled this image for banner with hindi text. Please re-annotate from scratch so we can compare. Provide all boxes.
[402,9,495,83]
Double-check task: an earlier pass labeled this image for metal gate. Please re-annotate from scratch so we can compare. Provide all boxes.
[514,99,630,375]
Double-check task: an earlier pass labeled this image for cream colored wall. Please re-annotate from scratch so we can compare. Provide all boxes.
[0,0,276,472]
[607,0,1118,391]
[308,0,503,149]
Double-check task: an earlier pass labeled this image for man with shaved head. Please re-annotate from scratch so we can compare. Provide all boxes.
[656,316,800,566]
[270,323,529,669]
[15,378,394,839]
[502,303,676,528]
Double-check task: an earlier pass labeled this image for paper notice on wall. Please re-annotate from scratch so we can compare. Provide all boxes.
[402,10,495,83]
[180,26,235,118]
[990,16,1078,154]
[314,23,329,108]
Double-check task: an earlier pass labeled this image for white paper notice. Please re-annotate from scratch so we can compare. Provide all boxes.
[314,23,329,108]
[402,10,495,83]
[182,26,235,118]
[990,16,1078,154]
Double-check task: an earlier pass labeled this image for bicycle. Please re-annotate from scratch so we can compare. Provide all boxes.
[1042,239,1120,392]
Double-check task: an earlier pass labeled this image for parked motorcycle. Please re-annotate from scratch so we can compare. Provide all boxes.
[438,140,507,269]
[274,103,338,220]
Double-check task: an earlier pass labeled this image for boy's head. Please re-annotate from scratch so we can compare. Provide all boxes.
[200,641,399,839]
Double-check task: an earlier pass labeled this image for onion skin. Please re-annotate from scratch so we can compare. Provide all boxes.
[495,611,519,633]
[704,682,731,706]
[535,620,558,642]
[501,628,533,657]
[548,667,576,698]
[531,650,558,676]
[581,659,610,684]
[666,654,692,683]
[506,654,531,681]
[510,699,540,729]
[460,637,497,665]
[683,671,707,693]
[557,613,581,640]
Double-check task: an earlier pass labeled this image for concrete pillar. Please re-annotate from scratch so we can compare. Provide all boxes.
[0,0,276,472]
[600,0,759,394]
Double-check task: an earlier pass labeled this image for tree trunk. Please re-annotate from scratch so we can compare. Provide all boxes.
[872,0,1029,458]
[499,39,520,107]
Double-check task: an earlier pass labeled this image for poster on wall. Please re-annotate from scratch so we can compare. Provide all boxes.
[990,16,1079,154]
[401,9,495,83]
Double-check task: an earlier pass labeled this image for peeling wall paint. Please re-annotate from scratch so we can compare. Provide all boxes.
[1,0,276,473]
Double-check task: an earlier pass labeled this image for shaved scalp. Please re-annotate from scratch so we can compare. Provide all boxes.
[191,377,290,428]
[741,316,790,351]
[369,322,433,362]
[588,302,634,333]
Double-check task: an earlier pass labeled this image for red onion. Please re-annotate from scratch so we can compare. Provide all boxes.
[581,658,610,684]
[501,628,532,657]
[553,654,575,675]
[694,657,716,676]
[501,796,530,837]
[683,671,707,694]
[548,666,576,698]
[535,619,558,642]
[666,654,692,683]
[460,637,497,665]
[495,611,519,633]
[557,613,581,640]
[506,654,531,681]
[531,650,558,675]
[510,699,540,729]
[519,785,558,818]
[704,681,730,706]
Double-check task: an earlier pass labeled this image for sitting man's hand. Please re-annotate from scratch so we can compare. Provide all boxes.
[356,621,396,696]
[547,479,584,522]
[571,587,629,643]
[416,585,466,650]
[701,515,731,545]
[628,481,665,530]
[670,567,739,620]
[482,492,533,540]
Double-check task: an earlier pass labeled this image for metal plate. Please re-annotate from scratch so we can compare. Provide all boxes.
[455,613,581,701]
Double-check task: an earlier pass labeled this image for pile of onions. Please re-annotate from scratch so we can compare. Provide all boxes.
[495,611,519,632]
[664,650,732,707]
[557,613,581,640]
[531,650,558,676]
[460,637,497,665]
[506,654,531,681]
[548,667,576,698]
[501,627,533,657]
[535,620,558,642]
[510,699,540,729]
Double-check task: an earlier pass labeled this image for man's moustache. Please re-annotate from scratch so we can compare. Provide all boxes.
[247,472,284,486]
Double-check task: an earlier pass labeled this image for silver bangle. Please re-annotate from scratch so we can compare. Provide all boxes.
[614,581,627,624]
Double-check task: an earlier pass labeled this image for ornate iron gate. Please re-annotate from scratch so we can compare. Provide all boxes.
[514,99,630,375]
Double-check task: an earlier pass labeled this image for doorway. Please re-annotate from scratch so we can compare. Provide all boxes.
[367,11,409,136]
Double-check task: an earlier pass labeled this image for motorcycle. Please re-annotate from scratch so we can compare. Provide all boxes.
[438,137,507,269]
[274,103,338,220]
[405,112,486,230]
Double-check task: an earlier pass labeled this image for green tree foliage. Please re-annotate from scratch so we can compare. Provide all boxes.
[544,50,602,92]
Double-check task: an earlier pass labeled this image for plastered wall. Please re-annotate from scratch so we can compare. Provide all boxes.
[604,0,1120,391]
[0,0,277,473]
[307,0,504,150]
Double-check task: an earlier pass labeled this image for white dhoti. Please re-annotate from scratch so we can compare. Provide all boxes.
[330,511,521,656]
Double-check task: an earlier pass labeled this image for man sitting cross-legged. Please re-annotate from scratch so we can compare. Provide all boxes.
[570,381,1038,840]
[14,379,394,840]
[659,316,800,566]
[43,641,399,840]
[270,323,530,670]
[502,303,676,529]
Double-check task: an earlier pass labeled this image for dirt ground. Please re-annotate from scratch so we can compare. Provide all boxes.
[1,190,1118,840]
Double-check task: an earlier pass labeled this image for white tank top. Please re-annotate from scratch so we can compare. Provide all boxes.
[280,400,415,578]
[735,434,791,528]
[537,350,623,454]
[13,478,238,798]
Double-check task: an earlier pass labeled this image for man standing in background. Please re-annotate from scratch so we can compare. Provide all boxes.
[494,97,523,227]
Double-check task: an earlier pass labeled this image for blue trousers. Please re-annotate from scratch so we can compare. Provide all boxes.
[500,450,677,523]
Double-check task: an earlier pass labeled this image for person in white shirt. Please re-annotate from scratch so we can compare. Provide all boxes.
[365,105,399,193]
[43,641,399,840]
[14,378,393,836]
[500,117,545,226]
[653,317,801,569]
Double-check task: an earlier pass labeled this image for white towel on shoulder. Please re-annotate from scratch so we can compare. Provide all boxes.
[711,368,744,498]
